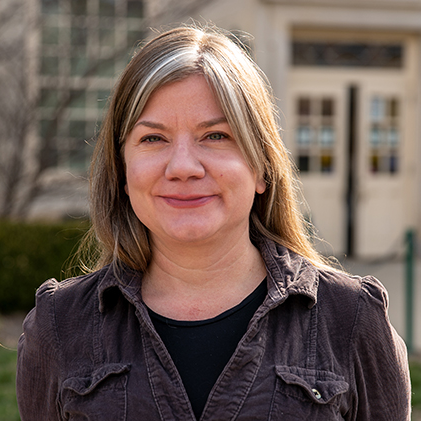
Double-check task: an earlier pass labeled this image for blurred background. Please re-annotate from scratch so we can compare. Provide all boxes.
[0,0,421,349]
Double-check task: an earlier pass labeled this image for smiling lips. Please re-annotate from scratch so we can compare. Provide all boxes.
[160,195,217,208]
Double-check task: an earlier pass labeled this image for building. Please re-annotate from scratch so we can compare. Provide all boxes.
[25,0,146,218]
[38,0,144,169]
[199,0,421,259]
[0,0,147,219]
[4,0,421,260]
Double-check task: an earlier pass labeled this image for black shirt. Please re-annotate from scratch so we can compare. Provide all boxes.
[148,279,267,419]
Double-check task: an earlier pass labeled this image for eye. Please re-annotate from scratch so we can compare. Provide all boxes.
[207,132,226,141]
[141,135,163,143]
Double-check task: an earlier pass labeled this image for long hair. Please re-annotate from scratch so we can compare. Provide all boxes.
[84,24,329,272]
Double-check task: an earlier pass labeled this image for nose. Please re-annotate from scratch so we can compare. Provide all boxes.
[165,139,205,181]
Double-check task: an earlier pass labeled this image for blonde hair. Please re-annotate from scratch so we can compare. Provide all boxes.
[86,25,328,272]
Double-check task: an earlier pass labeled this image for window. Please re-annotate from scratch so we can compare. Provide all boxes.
[71,0,87,15]
[127,30,144,48]
[292,42,403,68]
[319,126,334,147]
[70,55,88,76]
[68,145,90,169]
[97,90,110,110]
[71,26,88,46]
[96,58,115,77]
[295,96,336,173]
[69,90,86,108]
[39,119,57,139]
[66,134,93,170]
[40,89,59,108]
[50,120,95,170]
[41,56,59,76]
[68,120,86,138]
[127,0,144,18]
[38,0,145,171]
[298,98,311,116]
[99,28,115,47]
[41,0,59,14]
[42,26,59,44]
[296,126,312,147]
[99,0,115,16]
[368,96,400,174]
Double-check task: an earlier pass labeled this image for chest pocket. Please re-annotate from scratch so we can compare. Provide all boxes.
[60,363,131,421]
[269,366,349,420]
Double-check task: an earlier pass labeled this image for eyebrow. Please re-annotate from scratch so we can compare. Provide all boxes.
[197,117,228,129]
[134,120,166,130]
[134,117,228,131]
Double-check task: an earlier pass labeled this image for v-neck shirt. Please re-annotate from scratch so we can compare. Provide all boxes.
[148,279,267,419]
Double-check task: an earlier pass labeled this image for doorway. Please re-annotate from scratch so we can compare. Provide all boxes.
[287,66,410,258]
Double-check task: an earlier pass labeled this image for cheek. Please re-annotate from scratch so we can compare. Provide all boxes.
[222,163,259,203]
[124,158,147,197]
[124,155,162,201]
[124,161,136,193]
[226,159,258,187]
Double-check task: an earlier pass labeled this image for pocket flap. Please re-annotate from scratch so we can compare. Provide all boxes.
[62,363,131,396]
[276,366,349,404]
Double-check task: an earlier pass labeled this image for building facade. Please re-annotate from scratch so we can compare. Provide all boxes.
[10,0,421,260]
[38,0,145,170]
[198,0,421,260]
[0,0,147,219]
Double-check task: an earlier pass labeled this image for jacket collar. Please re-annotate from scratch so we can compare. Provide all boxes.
[97,264,143,313]
[97,235,319,312]
[257,236,319,308]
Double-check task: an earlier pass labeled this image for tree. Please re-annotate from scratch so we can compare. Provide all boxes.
[0,0,38,218]
[0,0,215,219]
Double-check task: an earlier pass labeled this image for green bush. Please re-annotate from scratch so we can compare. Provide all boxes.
[411,360,421,409]
[0,219,90,313]
[0,347,19,421]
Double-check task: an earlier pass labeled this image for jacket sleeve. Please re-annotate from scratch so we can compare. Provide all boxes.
[349,275,411,420]
[16,279,63,421]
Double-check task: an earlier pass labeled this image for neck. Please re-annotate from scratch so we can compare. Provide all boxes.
[141,230,267,320]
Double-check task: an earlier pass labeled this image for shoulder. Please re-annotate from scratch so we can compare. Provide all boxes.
[259,234,389,310]
[315,267,390,329]
[316,268,389,314]
[315,267,404,367]
[24,266,112,345]
[35,266,110,307]
[317,266,386,298]
[258,235,387,314]
[315,270,410,418]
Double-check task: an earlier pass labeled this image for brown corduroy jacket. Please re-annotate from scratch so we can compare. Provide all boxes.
[16,236,411,420]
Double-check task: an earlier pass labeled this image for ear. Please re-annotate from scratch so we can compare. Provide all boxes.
[256,177,266,194]
[124,184,129,196]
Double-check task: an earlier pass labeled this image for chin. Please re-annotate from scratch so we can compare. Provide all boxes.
[168,230,215,244]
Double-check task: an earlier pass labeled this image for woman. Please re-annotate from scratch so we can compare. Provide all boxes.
[17,26,410,420]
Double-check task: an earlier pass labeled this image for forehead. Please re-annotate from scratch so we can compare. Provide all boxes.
[139,74,225,121]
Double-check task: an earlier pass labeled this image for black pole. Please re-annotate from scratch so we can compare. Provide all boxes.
[346,86,357,257]
[405,229,416,353]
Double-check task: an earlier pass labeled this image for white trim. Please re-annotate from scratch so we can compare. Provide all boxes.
[261,0,421,11]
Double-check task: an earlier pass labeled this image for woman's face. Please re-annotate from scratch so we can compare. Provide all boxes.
[124,74,266,249]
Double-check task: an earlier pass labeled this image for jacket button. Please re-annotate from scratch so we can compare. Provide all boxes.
[312,388,322,400]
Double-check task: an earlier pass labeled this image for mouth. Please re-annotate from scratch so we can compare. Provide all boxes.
[159,195,217,208]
